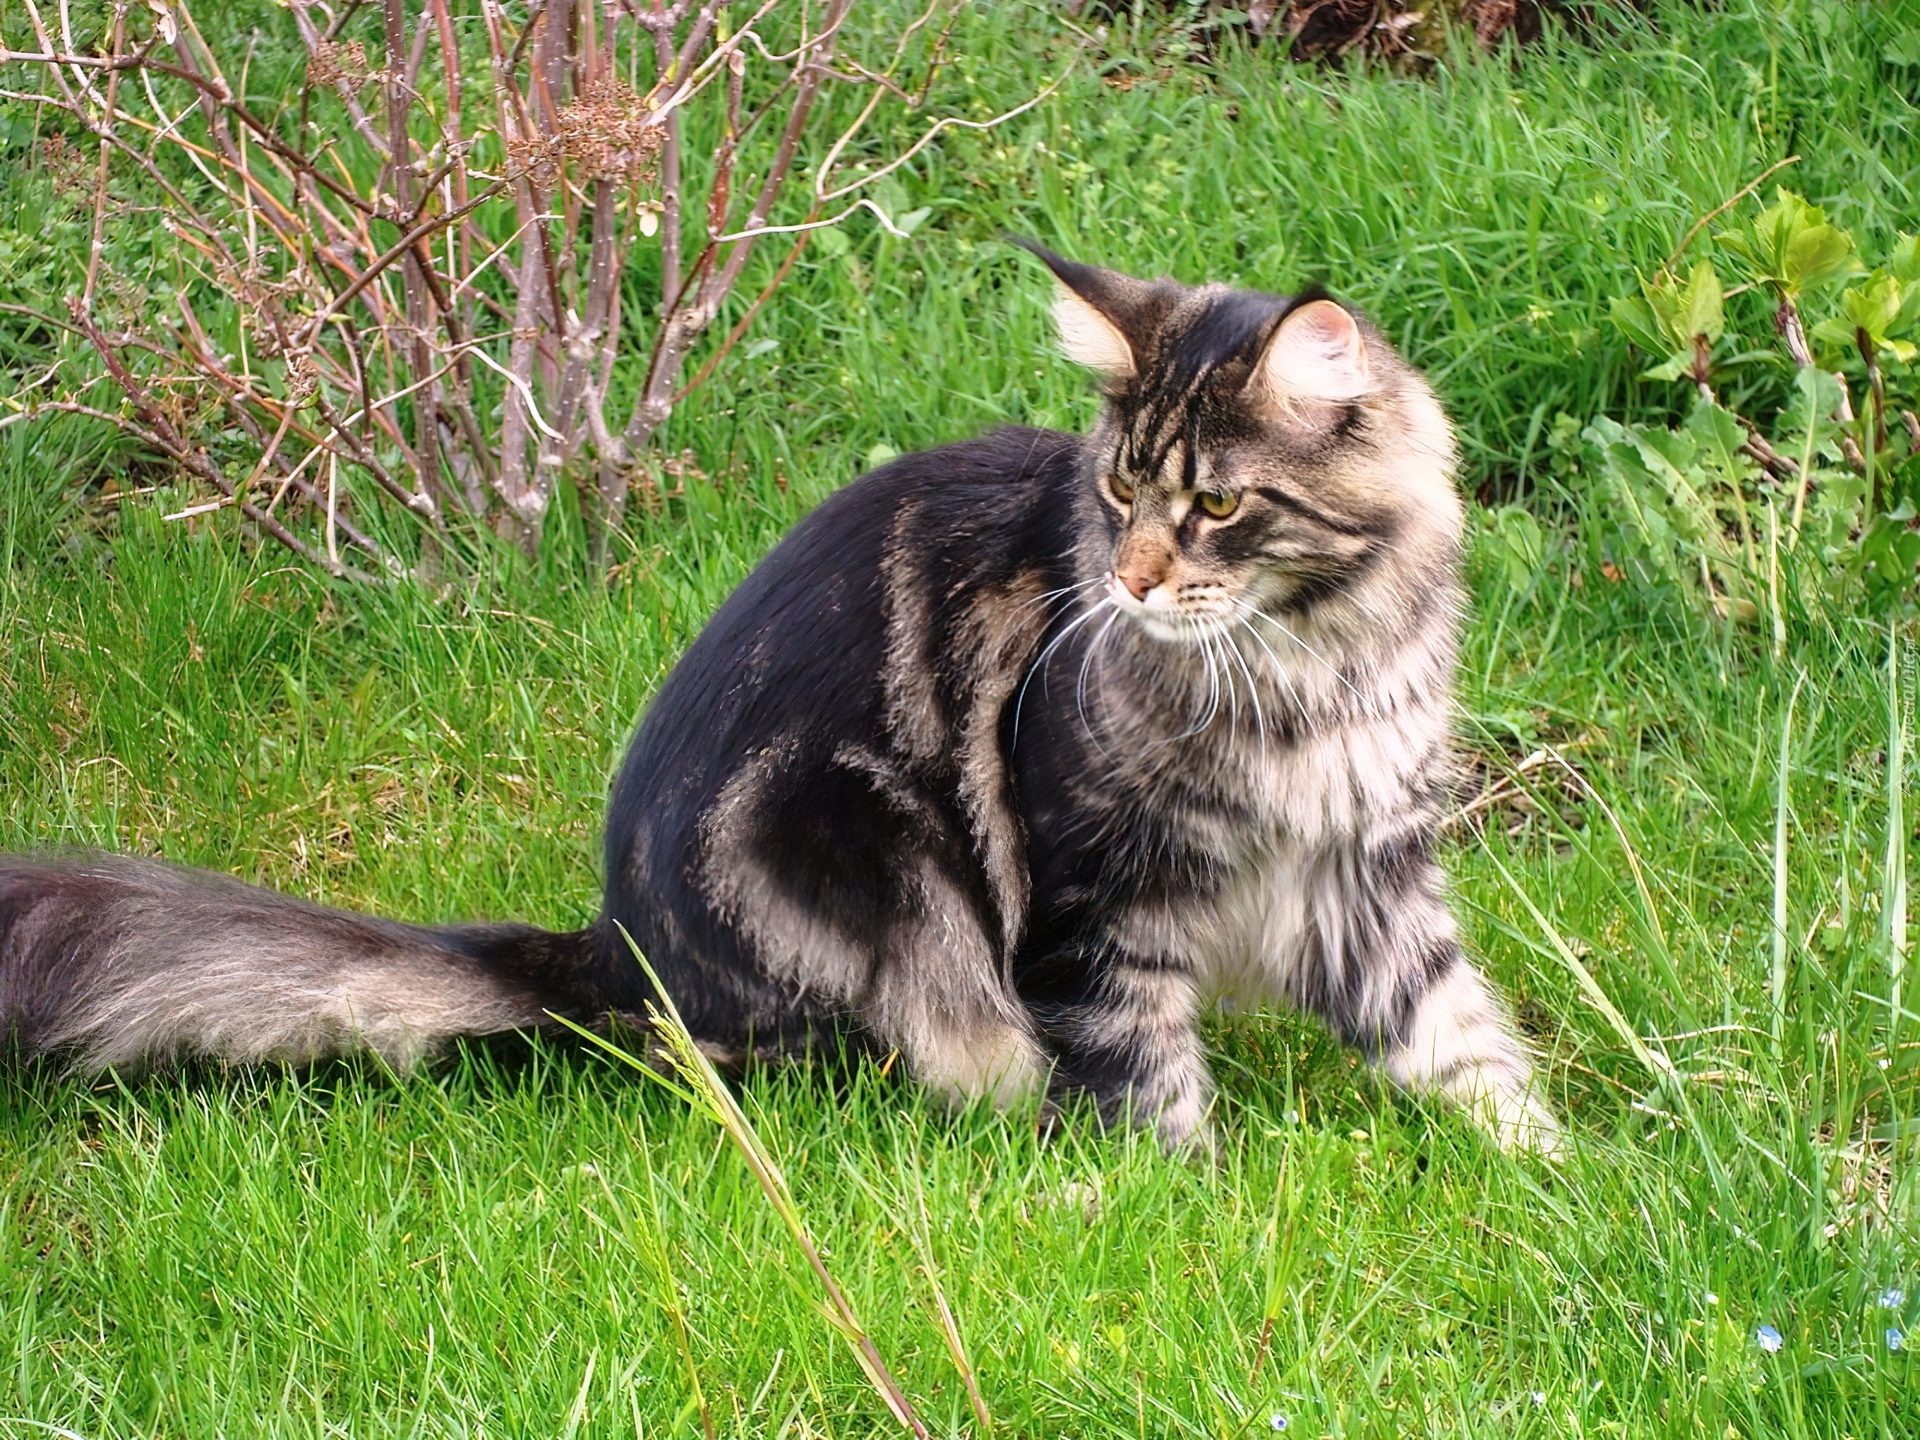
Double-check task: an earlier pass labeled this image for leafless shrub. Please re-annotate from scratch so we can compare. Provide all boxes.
[2,0,1073,579]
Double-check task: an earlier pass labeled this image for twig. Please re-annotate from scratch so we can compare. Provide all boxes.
[67,301,384,582]
[1660,155,1800,279]
[674,214,814,401]
[8,0,1077,572]
[80,7,127,309]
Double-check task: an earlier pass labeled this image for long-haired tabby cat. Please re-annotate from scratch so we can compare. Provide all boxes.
[1,247,1559,1153]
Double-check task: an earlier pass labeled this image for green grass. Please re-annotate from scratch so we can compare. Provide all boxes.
[3,2,1919,1435]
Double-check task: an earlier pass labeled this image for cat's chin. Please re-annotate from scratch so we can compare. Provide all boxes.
[1118,609,1225,646]
[1104,579,1247,647]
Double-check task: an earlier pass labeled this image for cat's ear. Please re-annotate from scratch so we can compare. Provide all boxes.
[1051,287,1136,378]
[1014,240,1144,379]
[1249,298,1373,411]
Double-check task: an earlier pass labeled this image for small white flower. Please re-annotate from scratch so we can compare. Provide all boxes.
[1888,1328,1906,1353]
[1269,1415,1289,1433]
[1755,1325,1784,1353]
[1530,1391,1546,1406]
[1705,1291,1719,1307]
[1877,1288,1906,1311]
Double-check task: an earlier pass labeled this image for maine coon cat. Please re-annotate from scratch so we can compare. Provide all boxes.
[0,248,1559,1153]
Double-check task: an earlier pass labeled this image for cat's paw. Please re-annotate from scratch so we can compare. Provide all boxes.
[1153,1095,1218,1163]
[1488,1087,1565,1161]
[1035,1098,1067,1146]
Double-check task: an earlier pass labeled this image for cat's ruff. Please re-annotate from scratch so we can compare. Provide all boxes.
[0,250,1560,1156]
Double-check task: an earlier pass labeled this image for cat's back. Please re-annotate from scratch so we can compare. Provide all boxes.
[604,426,1081,885]
[632,426,1078,746]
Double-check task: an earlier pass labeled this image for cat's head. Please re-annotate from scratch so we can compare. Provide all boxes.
[1026,245,1461,644]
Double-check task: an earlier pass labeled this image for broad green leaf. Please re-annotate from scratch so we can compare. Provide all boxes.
[1885,29,1920,67]
[1634,421,1701,474]
[1682,260,1725,343]
[1624,424,1721,549]
[1779,366,1843,455]
[1897,265,1920,330]
[1609,294,1668,354]
[1642,352,1694,383]
[1719,188,1856,294]
[1862,514,1920,584]
[1584,416,1667,551]
[1719,188,1817,275]
[1640,272,1689,349]
[1838,272,1904,343]
[1890,233,1920,285]
[1809,315,1857,352]
[1684,398,1752,475]
[1781,223,1856,293]
[1485,505,1546,591]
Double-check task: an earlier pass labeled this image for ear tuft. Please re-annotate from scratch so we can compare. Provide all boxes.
[1052,286,1136,378]
[1255,298,1372,406]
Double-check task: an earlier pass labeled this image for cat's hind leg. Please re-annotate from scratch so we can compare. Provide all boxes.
[862,864,1047,1110]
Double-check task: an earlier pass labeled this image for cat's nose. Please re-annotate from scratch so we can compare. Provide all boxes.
[1114,537,1173,601]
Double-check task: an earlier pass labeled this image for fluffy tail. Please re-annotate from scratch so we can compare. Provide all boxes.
[0,853,596,1072]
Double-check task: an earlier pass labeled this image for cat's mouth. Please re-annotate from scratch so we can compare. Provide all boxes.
[1106,575,1237,644]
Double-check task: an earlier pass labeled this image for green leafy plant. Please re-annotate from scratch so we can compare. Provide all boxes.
[1593,179,1920,636]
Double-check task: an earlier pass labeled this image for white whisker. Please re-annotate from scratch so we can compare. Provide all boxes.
[1242,604,1371,715]
[1235,609,1315,740]
[1076,610,1121,756]
[1150,616,1217,746]
[1221,621,1266,760]
[1011,598,1110,747]
[1212,618,1242,736]
[1191,619,1222,739]
[1010,574,1105,624]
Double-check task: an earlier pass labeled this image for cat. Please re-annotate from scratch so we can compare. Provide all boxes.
[0,246,1560,1154]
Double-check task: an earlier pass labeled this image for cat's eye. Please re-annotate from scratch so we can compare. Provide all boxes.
[1108,473,1136,504]
[1197,489,1238,519]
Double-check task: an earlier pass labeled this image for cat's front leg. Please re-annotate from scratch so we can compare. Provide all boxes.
[1378,946,1561,1155]
[1034,946,1215,1152]
[1298,845,1561,1155]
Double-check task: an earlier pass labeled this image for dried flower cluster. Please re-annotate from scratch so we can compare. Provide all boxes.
[305,37,372,89]
[554,73,665,184]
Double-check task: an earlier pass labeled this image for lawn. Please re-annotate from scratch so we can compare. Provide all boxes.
[3,1,1918,1435]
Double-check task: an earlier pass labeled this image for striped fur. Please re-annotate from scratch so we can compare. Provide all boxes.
[1,252,1558,1155]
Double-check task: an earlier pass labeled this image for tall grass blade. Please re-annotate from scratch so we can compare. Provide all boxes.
[1480,840,1734,1199]
[1773,671,1805,1057]
[594,1139,717,1440]
[1251,1132,1326,1385]
[555,928,932,1439]
[1478,841,1675,1084]
[911,1189,992,1435]
[1884,623,1908,1045]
